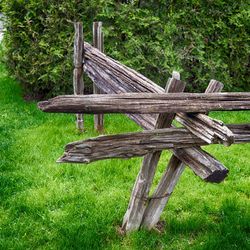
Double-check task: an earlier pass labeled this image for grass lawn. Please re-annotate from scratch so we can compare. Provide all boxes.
[0,62,249,250]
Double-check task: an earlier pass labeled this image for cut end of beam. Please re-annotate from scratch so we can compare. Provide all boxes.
[57,154,91,164]
[204,168,229,183]
[38,100,50,111]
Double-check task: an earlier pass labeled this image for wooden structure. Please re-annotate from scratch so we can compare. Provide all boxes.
[73,22,84,131]
[38,22,250,233]
[92,22,104,132]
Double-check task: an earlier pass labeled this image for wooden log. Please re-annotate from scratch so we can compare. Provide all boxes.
[173,147,229,182]
[38,92,250,114]
[93,22,104,132]
[176,113,234,146]
[229,123,250,143]
[73,22,84,131]
[141,80,224,229]
[57,124,250,164]
[122,73,186,232]
[83,42,163,94]
[141,155,185,229]
[84,41,160,130]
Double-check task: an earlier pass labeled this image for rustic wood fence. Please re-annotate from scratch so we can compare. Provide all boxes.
[38,22,250,233]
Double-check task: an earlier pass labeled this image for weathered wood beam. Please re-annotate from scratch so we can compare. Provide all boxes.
[141,155,184,229]
[83,42,163,94]
[73,22,84,132]
[93,22,104,132]
[122,73,185,232]
[84,41,159,130]
[38,92,250,114]
[57,124,250,164]
[176,113,234,146]
[172,147,229,183]
[141,80,224,229]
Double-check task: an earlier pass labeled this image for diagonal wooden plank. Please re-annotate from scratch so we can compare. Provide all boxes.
[176,113,235,146]
[141,80,224,229]
[121,73,185,232]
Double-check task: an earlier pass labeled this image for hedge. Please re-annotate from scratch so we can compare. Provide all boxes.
[2,0,250,99]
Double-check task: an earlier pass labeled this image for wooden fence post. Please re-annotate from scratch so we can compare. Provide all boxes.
[93,21,104,132]
[73,22,84,132]
[122,72,185,232]
[141,80,224,229]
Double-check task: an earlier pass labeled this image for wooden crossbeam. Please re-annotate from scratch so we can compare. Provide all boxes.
[57,124,249,164]
[38,92,250,114]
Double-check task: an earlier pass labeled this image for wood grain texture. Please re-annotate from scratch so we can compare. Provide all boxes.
[84,41,160,130]
[73,22,84,131]
[122,74,185,232]
[57,124,249,164]
[141,155,184,229]
[93,22,104,132]
[141,80,225,229]
[78,43,247,187]
[38,92,250,114]
[176,113,234,146]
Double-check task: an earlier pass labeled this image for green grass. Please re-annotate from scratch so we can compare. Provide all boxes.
[0,62,249,250]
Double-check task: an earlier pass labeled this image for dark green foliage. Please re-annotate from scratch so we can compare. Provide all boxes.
[2,0,250,98]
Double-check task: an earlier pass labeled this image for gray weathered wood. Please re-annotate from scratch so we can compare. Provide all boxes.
[73,22,84,131]
[80,44,235,188]
[38,92,250,114]
[57,124,249,163]
[122,73,185,232]
[173,146,229,182]
[141,80,224,229]
[84,41,160,130]
[93,22,104,132]
[176,113,234,146]
[141,155,185,229]
[81,44,242,187]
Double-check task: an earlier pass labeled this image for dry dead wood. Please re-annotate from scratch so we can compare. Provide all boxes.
[38,92,250,114]
[93,22,104,132]
[57,124,249,164]
[141,79,224,229]
[73,22,84,131]
[122,73,185,232]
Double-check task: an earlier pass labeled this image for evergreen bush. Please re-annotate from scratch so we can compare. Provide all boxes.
[2,0,249,98]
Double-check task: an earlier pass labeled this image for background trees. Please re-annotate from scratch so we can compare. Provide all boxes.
[1,0,249,98]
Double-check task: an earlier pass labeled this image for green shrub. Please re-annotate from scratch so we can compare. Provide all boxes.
[2,0,250,99]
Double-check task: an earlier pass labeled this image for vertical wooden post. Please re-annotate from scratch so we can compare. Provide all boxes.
[141,79,224,229]
[122,72,185,232]
[73,22,84,132]
[93,21,104,132]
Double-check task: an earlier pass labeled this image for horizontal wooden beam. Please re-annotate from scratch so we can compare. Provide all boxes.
[38,92,250,114]
[57,124,248,169]
[58,124,249,182]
